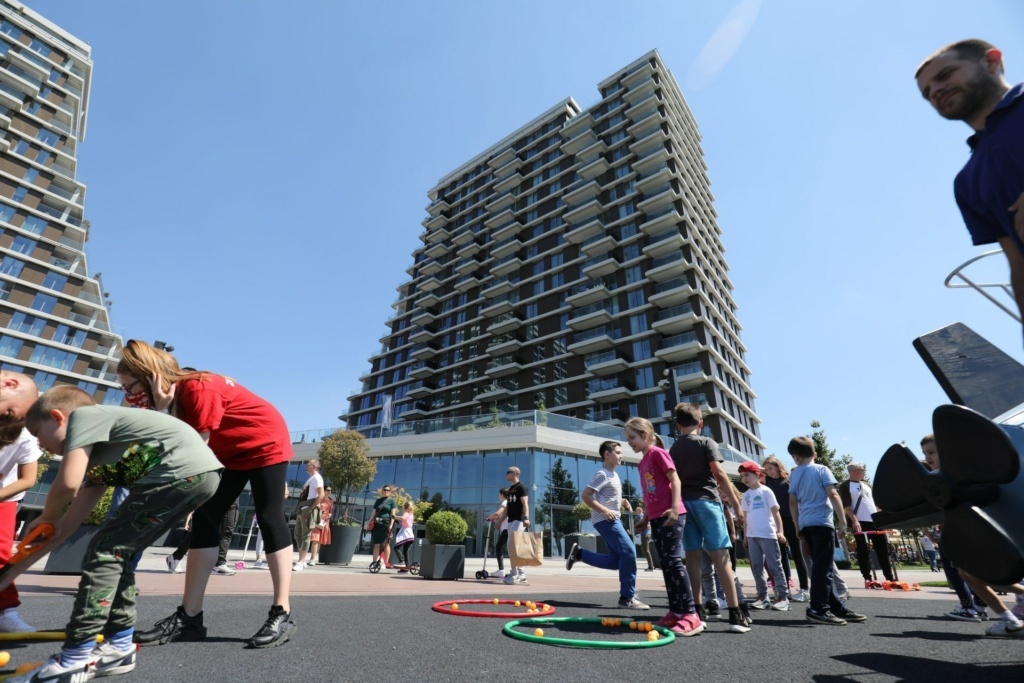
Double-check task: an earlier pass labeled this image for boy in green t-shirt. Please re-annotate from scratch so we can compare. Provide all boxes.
[3,386,222,682]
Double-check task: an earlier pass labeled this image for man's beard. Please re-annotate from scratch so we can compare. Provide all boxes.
[940,67,1005,123]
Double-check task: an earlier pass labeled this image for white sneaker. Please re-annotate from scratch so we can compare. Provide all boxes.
[0,608,34,633]
[491,570,505,578]
[6,654,95,683]
[253,560,266,569]
[292,561,306,572]
[749,598,772,610]
[772,598,790,612]
[308,559,316,567]
[211,563,236,575]
[503,574,516,585]
[791,589,809,603]
[516,573,528,583]
[984,617,1024,637]
[92,640,137,676]
[165,555,182,574]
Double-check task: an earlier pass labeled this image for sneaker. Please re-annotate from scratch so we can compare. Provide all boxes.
[671,613,706,637]
[740,602,754,624]
[248,605,297,648]
[212,563,236,576]
[806,608,846,625]
[749,598,772,610]
[618,597,650,610]
[984,618,1024,637]
[253,560,266,569]
[834,608,867,623]
[565,543,581,571]
[0,608,35,633]
[704,600,720,618]
[728,608,751,633]
[654,611,679,628]
[7,654,96,683]
[92,641,137,677]
[791,589,809,603]
[292,562,305,572]
[974,606,990,621]
[515,573,528,583]
[134,607,207,645]
[772,598,790,612]
[165,555,182,574]
[1013,595,1024,619]
[491,570,505,578]
[307,559,316,567]
[503,574,517,585]
[695,604,709,622]
[945,606,982,622]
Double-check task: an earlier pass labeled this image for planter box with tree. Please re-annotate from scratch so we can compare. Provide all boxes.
[316,430,376,566]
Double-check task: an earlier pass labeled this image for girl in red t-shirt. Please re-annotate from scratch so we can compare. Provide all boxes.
[116,339,296,649]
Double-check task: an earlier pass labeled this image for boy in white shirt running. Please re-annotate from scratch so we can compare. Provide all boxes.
[738,462,789,611]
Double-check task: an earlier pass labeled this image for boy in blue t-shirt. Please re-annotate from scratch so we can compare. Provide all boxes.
[787,436,866,625]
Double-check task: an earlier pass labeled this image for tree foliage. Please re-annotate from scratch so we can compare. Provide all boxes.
[809,420,853,483]
[541,457,578,551]
[317,430,376,521]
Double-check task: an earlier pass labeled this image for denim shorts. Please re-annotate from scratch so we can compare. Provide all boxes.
[681,499,732,552]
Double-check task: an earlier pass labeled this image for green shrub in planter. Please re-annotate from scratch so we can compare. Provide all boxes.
[572,501,591,532]
[426,511,468,545]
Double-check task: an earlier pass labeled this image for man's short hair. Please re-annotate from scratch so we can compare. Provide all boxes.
[915,38,999,78]
[25,385,95,428]
[599,440,619,458]
[507,466,520,476]
[307,458,320,469]
[787,435,816,459]
[847,462,866,472]
[673,402,703,428]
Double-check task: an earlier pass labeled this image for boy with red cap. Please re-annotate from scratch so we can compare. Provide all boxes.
[738,461,790,611]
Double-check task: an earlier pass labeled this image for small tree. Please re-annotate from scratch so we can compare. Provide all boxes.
[572,501,591,533]
[317,430,376,523]
[809,420,854,483]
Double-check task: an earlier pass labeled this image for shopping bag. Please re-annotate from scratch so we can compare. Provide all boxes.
[508,530,544,567]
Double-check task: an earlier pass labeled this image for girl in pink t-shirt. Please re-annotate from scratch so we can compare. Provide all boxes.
[393,502,416,572]
[626,417,703,637]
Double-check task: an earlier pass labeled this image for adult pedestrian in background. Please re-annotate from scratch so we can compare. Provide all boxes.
[838,463,896,585]
[292,459,324,571]
[116,340,296,648]
[916,39,1024,327]
[370,485,395,569]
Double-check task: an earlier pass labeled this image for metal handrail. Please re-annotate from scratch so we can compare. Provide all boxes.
[944,248,1022,323]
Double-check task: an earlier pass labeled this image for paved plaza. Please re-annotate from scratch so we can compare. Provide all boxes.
[4,550,1023,682]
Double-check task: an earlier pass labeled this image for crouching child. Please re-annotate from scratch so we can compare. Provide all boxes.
[3,386,223,682]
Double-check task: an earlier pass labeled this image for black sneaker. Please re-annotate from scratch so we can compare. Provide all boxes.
[806,608,847,625]
[740,601,754,624]
[565,543,580,571]
[134,606,207,645]
[728,607,751,633]
[696,604,709,622]
[834,608,867,623]
[248,605,297,648]
[704,600,720,618]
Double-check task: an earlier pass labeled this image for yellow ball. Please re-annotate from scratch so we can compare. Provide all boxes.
[629,621,637,630]
[647,631,659,641]
[451,604,458,610]
[644,622,653,632]
[534,628,544,637]
[515,600,521,607]
[0,651,10,666]
[493,598,499,605]
[614,619,622,627]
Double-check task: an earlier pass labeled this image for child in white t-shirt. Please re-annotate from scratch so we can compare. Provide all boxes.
[393,501,416,572]
[0,425,41,632]
[738,462,790,611]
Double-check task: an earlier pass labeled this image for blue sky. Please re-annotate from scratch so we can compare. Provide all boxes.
[29,0,1024,473]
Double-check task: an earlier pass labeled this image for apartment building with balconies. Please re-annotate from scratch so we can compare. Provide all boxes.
[345,49,764,459]
[0,1,123,403]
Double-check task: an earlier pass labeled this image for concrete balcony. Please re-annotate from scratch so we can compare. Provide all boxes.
[488,147,517,170]
[649,277,693,308]
[584,351,630,377]
[564,217,604,245]
[563,180,600,207]
[454,274,480,292]
[486,191,517,213]
[486,311,521,335]
[424,241,447,259]
[457,239,484,258]
[476,382,516,400]
[482,276,517,298]
[418,276,441,292]
[408,382,435,400]
[410,306,438,327]
[563,198,602,226]
[587,378,633,403]
[633,147,671,176]
[582,254,620,279]
[631,129,671,158]
[651,304,698,335]
[486,334,523,355]
[491,219,521,242]
[491,237,521,259]
[486,356,524,378]
[568,301,615,330]
[638,207,682,236]
[623,79,656,105]
[568,326,620,355]
[409,361,437,380]
[423,214,447,231]
[409,325,437,344]
[492,254,522,277]
[565,281,612,307]
[410,343,440,360]
[577,155,610,181]
[646,253,687,282]
[486,207,516,228]
[637,184,681,215]
[493,172,522,194]
[654,333,703,363]
[643,228,692,258]
[636,167,673,194]
[561,129,599,155]
[577,139,609,165]
[580,232,617,257]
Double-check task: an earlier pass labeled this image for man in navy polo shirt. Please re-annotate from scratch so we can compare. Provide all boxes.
[916,39,1024,328]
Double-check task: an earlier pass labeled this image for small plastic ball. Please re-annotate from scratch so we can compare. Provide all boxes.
[515,600,521,607]
[451,604,458,610]
[647,631,660,641]
[0,652,10,666]
[629,621,637,630]
[601,618,608,627]
[493,598,500,605]
[534,628,544,637]
[644,622,653,632]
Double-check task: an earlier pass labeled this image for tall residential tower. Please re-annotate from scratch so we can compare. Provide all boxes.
[346,50,763,459]
[0,1,124,404]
